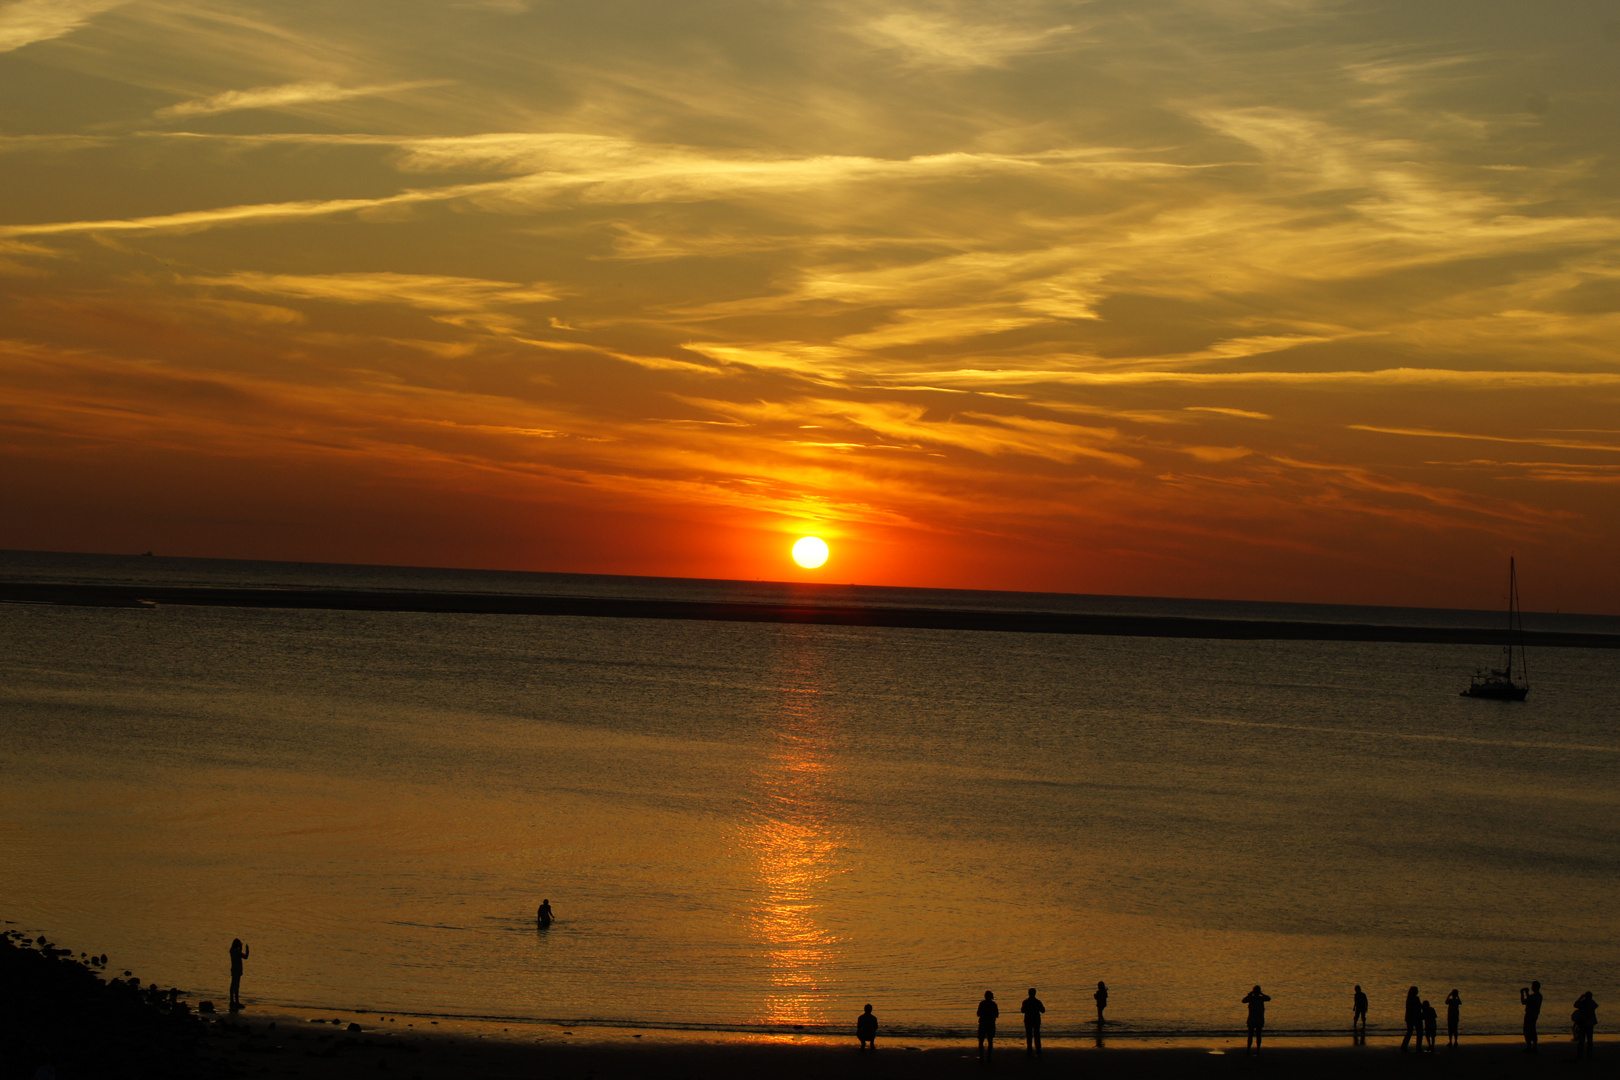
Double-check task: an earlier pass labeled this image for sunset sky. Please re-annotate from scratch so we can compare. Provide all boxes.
[3,1,1619,610]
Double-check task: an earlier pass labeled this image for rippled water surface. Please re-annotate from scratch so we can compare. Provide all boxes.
[2,554,1616,1034]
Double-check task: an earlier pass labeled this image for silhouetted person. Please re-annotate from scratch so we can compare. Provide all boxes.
[1243,986,1270,1054]
[1401,986,1421,1051]
[1445,989,1461,1047]
[1020,988,1045,1058]
[856,1004,877,1051]
[537,899,553,929]
[228,939,249,1011]
[1521,981,1542,1051]
[977,991,999,1060]
[1352,985,1368,1035]
[1094,980,1108,1023]
[1421,999,1438,1052]
[1572,992,1596,1061]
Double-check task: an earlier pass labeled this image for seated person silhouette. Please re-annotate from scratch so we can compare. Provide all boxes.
[856,1004,877,1051]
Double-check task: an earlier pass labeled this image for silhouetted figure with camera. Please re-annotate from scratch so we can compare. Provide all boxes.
[856,1004,877,1051]
[228,939,249,1011]
[1522,981,1543,1051]
[1572,992,1597,1061]
[1445,989,1461,1047]
[1243,986,1270,1054]
[977,990,999,1061]
[1020,988,1044,1058]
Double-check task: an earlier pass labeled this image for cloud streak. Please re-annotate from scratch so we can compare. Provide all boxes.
[0,0,122,54]
[156,79,449,119]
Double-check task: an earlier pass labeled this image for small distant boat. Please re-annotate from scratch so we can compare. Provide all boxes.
[1462,557,1529,700]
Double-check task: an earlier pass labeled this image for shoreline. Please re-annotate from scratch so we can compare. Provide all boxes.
[5,581,1618,648]
[129,1006,1620,1080]
[250,1002,1572,1042]
[5,934,1608,1079]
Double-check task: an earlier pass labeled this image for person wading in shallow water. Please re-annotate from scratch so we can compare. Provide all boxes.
[1094,980,1109,1023]
[1521,981,1543,1052]
[228,939,249,1011]
[537,899,553,929]
[1242,986,1270,1055]
[976,990,999,1061]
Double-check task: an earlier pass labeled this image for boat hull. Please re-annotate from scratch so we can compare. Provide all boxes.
[1461,681,1529,701]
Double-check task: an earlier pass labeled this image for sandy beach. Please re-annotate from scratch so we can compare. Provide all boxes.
[165,1010,1617,1080]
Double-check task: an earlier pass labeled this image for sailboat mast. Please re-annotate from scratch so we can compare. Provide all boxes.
[1508,556,1519,681]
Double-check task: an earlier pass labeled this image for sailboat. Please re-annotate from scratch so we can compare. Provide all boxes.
[1461,557,1529,700]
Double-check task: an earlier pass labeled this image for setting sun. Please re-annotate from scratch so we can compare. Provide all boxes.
[791,536,829,569]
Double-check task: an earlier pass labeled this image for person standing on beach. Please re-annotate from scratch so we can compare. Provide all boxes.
[1521,981,1543,1051]
[228,939,249,1011]
[537,899,553,929]
[1571,992,1596,1061]
[1401,986,1421,1051]
[976,990,999,1060]
[1421,999,1438,1052]
[1352,985,1368,1035]
[1094,980,1109,1023]
[1020,988,1045,1058]
[1242,986,1270,1055]
[1444,989,1461,1047]
[856,1004,878,1051]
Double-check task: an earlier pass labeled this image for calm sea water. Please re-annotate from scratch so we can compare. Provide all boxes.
[2,552,1616,1036]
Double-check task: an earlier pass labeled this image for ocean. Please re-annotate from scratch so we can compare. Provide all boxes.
[2,551,1616,1036]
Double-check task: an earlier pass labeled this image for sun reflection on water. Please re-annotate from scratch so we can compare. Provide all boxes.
[743,632,844,1026]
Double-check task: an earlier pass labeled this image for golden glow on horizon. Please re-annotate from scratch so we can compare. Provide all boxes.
[1,3,1618,610]
[791,536,829,569]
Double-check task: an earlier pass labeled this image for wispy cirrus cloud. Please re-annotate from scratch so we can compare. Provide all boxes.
[193,271,558,312]
[0,0,123,53]
[1347,425,1620,455]
[156,79,450,119]
[855,9,1080,69]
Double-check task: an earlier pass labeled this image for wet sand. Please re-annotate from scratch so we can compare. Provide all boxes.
[4,581,1617,648]
[197,1010,1610,1080]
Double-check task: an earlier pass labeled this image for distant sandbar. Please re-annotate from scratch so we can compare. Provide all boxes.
[4,581,1617,649]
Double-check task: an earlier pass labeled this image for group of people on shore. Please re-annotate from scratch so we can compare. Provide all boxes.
[859,983,1110,1059]
[853,980,1599,1060]
[1388,981,1599,1061]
